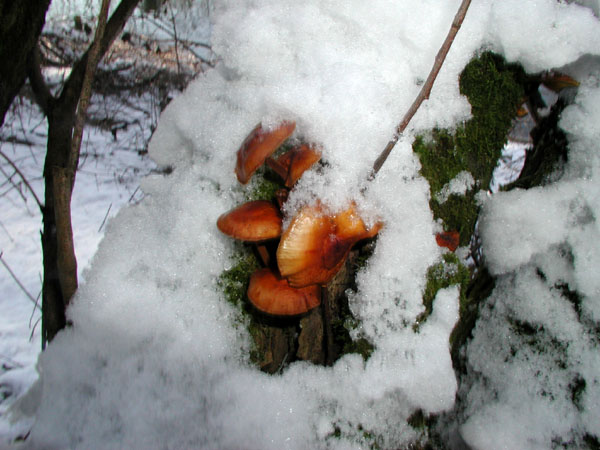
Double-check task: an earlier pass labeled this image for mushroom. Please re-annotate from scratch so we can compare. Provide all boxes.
[217,200,282,265]
[274,188,289,210]
[276,203,382,288]
[267,144,321,188]
[247,268,321,316]
[217,200,282,241]
[235,121,296,184]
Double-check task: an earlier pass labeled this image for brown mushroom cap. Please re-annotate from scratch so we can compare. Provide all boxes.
[277,203,382,288]
[235,121,296,184]
[247,268,321,316]
[217,200,282,241]
[276,144,321,187]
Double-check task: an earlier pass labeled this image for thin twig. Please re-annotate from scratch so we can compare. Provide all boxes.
[0,219,15,243]
[27,46,54,117]
[98,203,112,232]
[30,316,42,342]
[144,15,215,66]
[370,0,472,178]
[128,185,140,203]
[144,16,213,50]
[29,290,42,328]
[69,0,112,181]
[0,168,30,206]
[0,148,43,210]
[0,252,42,310]
[166,1,182,79]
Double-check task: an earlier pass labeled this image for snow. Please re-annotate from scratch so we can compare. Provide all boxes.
[2,0,600,448]
[0,74,156,444]
[436,171,475,203]
[458,61,600,450]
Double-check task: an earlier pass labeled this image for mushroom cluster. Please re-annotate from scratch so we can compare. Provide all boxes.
[217,121,382,316]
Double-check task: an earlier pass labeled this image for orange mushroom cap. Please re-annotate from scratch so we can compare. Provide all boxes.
[235,121,296,184]
[217,200,282,241]
[247,268,321,316]
[276,144,321,187]
[277,203,382,288]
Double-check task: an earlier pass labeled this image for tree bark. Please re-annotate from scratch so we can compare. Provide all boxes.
[41,101,78,345]
[0,0,51,127]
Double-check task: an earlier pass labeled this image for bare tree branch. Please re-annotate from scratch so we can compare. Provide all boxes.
[370,0,472,178]
[27,47,54,117]
[166,1,182,79]
[60,0,141,108]
[69,0,112,181]
[0,148,43,210]
[0,252,41,310]
[55,0,111,309]
[144,15,215,66]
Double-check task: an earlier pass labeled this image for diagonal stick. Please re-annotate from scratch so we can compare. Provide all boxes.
[370,0,472,178]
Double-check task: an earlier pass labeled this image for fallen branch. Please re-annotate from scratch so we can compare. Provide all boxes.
[370,0,472,178]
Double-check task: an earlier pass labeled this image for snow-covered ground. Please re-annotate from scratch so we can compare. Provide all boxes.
[1,3,212,443]
[0,0,213,442]
[0,90,157,440]
[3,0,600,448]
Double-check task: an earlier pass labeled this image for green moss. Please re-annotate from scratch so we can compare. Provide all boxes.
[413,52,525,243]
[458,52,526,189]
[217,246,269,364]
[217,245,260,309]
[431,190,480,247]
[415,253,470,331]
[245,166,284,202]
[413,131,466,196]
[343,337,374,360]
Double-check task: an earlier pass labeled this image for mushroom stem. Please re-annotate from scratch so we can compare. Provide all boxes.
[254,244,271,267]
[266,156,288,181]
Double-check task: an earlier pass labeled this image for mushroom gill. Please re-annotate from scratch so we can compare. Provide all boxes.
[276,203,382,288]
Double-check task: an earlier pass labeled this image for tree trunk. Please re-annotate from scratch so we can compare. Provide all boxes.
[31,0,142,347]
[42,103,79,345]
[0,0,51,127]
